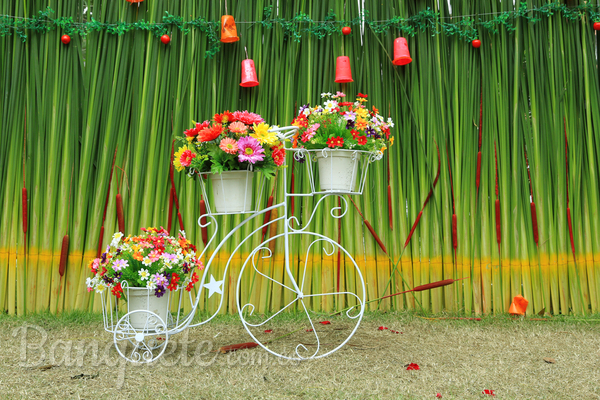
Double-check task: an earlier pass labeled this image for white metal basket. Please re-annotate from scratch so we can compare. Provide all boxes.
[290,147,382,195]
[197,167,266,215]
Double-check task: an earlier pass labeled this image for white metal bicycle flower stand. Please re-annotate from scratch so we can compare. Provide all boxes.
[102,126,383,363]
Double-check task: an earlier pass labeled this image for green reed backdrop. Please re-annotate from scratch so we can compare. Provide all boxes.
[2,0,600,316]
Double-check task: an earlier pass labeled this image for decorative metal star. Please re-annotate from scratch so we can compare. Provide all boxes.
[203,275,224,298]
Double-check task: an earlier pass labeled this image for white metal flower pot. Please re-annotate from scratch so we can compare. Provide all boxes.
[127,288,170,330]
[209,170,254,213]
[315,150,359,192]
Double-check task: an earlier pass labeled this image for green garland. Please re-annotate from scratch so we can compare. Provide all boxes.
[1,3,599,58]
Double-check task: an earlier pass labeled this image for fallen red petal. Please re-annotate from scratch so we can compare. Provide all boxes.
[306,329,313,332]
[482,390,496,396]
[406,363,420,371]
[378,326,389,331]
[319,321,331,325]
[264,330,273,333]
[436,394,442,399]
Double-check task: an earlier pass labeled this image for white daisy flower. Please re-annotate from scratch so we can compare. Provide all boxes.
[95,283,106,293]
[146,280,157,289]
[387,118,395,128]
[110,232,124,248]
[138,268,150,281]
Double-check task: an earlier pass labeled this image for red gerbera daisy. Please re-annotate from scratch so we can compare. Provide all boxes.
[326,136,344,148]
[213,111,235,124]
[197,123,224,142]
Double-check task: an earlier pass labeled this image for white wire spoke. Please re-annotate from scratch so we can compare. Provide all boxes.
[246,246,295,293]
[295,298,320,359]
[240,296,299,328]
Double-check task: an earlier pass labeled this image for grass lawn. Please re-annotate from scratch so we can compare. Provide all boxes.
[1,310,599,399]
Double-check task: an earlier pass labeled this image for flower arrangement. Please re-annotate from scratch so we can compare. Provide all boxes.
[173,111,285,179]
[86,228,204,299]
[291,92,394,154]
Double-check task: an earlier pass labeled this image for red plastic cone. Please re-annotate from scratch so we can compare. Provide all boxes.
[335,56,353,83]
[240,59,259,87]
[393,37,412,66]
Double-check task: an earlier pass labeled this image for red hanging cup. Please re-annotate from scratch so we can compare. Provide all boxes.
[221,15,240,43]
[125,0,144,3]
[240,59,259,87]
[335,56,353,83]
[393,37,412,66]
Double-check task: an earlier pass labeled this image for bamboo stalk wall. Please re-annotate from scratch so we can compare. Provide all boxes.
[2,0,600,316]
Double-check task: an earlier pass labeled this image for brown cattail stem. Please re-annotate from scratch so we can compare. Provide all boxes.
[387,185,393,231]
[268,208,278,253]
[387,150,393,231]
[177,212,185,232]
[116,193,125,234]
[290,158,295,216]
[405,211,422,248]
[404,141,441,249]
[167,188,174,235]
[199,197,208,246]
[348,277,469,310]
[262,195,274,239]
[102,148,118,223]
[218,342,259,354]
[523,147,538,246]
[22,188,28,234]
[494,142,501,253]
[564,119,576,261]
[452,213,457,250]
[348,196,387,254]
[567,207,576,260]
[59,235,69,277]
[446,144,457,253]
[531,202,539,245]
[97,226,104,258]
[476,151,482,191]
[337,197,342,292]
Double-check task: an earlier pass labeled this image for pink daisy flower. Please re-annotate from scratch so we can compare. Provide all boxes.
[232,111,265,125]
[219,138,239,154]
[180,150,195,167]
[238,136,265,164]
[228,121,247,135]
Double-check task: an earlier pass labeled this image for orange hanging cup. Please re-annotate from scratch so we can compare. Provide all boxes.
[393,37,412,65]
[125,0,144,3]
[240,59,259,87]
[335,56,353,83]
[221,15,240,43]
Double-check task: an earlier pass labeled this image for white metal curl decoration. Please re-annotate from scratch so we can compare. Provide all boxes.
[287,195,348,233]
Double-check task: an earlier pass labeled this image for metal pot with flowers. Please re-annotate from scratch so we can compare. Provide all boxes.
[173,111,285,213]
[86,227,204,329]
[290,92,394,193]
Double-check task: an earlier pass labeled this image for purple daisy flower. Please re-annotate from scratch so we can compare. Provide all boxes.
[155,285,166,298]
[112,259,128,272]
[237,136,265,164]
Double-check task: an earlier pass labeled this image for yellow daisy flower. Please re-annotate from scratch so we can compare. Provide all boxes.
[251,123,278,146]
[173,145,189,172]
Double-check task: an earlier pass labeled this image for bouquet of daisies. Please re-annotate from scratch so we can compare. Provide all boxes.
[86,227,204,299]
